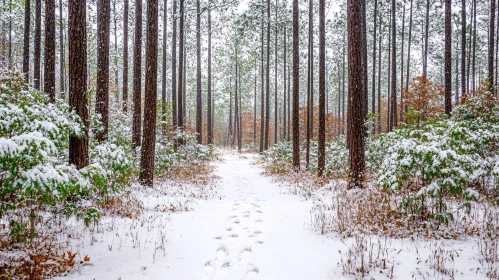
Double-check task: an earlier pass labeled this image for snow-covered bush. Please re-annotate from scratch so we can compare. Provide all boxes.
[306,138,348,176]
[86,142,135,200]
[262,141,293,172]
[0,73,92,241]
[155,141,177,175]
[378,92,499,223]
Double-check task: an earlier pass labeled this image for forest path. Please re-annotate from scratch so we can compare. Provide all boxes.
[159,152,340,280]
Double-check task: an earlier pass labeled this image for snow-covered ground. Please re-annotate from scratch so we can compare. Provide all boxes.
[59,152,340,279]
[59,152,492,280]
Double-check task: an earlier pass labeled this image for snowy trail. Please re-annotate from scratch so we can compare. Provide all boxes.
[158,152,340,280]
[61,152,341,279]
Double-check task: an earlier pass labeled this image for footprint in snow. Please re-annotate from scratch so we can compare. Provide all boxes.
[246,265,260,279]
[203,261,215,278]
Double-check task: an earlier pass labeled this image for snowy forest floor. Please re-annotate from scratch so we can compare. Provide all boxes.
[58,151,493,280]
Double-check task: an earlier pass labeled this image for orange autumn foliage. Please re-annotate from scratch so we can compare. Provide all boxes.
[401,76,444,128]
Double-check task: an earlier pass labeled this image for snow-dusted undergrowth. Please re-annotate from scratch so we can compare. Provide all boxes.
[0,71,215,278]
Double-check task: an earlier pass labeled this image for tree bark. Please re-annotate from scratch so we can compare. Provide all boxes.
[229,74,233,147]
[306,0,313,168]
[68,0,88,169]
[341,33,345,135]
[235,53,240,151]
[489,0,496,92]
[472,0,476,95]
[371,0,377,114]
[34,0,41,89]
[318,0,325,177]
[390,0,397,129]
[406,0,413,97]
[283,27,287,141]
[45,0,56,102]
[254,65,257,142]
[113,1,119,89]
[96,0,111,141]
[7,0,11,69]
[59,0,65,97]
[423,0,430,77]
[444,0,452,114]
[22,0,31,83]
[292,0,300,170]
[172,0,178,131]
[274,0,278,145]
[123,0,129,112]
[208,3,213,144]
[264,0,270,150]
[140,0,159,187]
[259,7,265,153]
[132,0,143,149]
[177,0,185,134]
[377,17,382,133]
[400,2,405,121]
[461,0,466,99]
[287,54,290,141]
[347,0,366,189]
[161,0,167,127]
[196,0,202,143]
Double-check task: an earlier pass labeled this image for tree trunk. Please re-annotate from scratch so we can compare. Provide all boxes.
[489,0,496,92]
[306,0,313,168]
[68,0,89,169]
[292,0,300,170]
[259,8,265,153]
[254,65,257,142]
[461,0,466,99]
[283,27,287,141]
[472,0,476,95]
[96,0,111,141]
[172,0,178,131]
[196,0,202,143]
[161,0,167,128]
[406,0,413,100]
[132,0,143,149]
[444,0,452,114]
[235,54,240,151]
[22,0,31,83]
[341,33,345,135]
[371,0,377,114]
[34,0,41,89]
[274,0,278,145]
[7,0,11,69]
[229,74,233,148]
[400,2,405,121]
[177,0,185,133]
[140,0,159,187]
[113,1,119,89]
[390,0,397,130]
[347,0,366,189]
[387,13,391,131]
[318,0,325,177]
[423,0,430,77]
[377,17,382,133]
[361,0,367,118]
[45,0,56,102]
[123,0,129,112]
[59,0,65,97]
[264,0,270,150]
[208,3,213,144]
[287,49,291,141]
